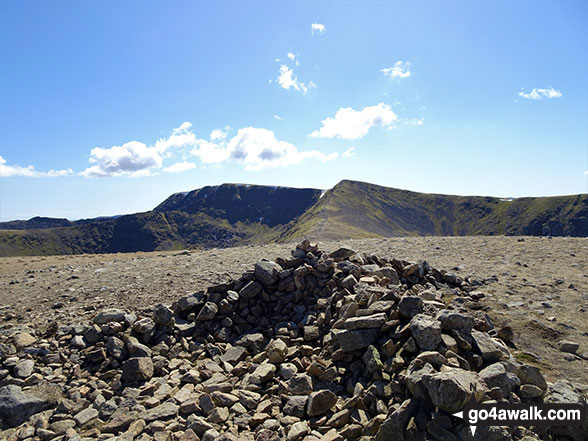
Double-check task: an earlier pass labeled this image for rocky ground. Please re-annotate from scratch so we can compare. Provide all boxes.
[0,237,587,440]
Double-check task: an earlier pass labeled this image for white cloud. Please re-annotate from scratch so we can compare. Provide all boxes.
[380,61,411,79]
[584,170,588,176]
[226,127,336,170]
[154,121,197,154]
[189,127,337,170]
[287,52,295,61]
[81,141,163,178]
[309,103,398,140]
[191,138,231,164]
[210,128,228,142]
[277,65,316,94]
[0,155,72,178]
[273,115,285,121]
[81,121,338,177]
[311,23,325,35]
[518,87,562,100]
[342,147,356,158]
[163,161,196,173]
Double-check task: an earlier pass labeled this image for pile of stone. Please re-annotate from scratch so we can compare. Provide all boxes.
[1,240,586,441]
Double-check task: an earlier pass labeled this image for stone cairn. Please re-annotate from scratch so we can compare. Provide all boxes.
[1,240,586,441]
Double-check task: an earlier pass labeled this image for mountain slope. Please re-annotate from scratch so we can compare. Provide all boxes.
[155,184,322,227]
[1,180,586,256]
[0,184,321,256]
[279,180,588,240]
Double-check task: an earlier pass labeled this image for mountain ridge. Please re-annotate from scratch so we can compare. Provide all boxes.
[1,180,586,256]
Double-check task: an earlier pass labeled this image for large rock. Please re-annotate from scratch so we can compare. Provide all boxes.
[239,281,262,299]
[94,309,126,324]
[479,363,520,397]
[423,368,487,413]
[0,385,52,427]
[196,302,218,321]
[344,313,387,330]
[307,390,337,417]
[122,357,154,383]
[335,329,379,352]
[13,359,34,378]
[250,364,276,384]
[153,304,174,326]
[471,330,507,362]
[375,398,418,441]
[398,296,423,319]
[436,311,475,334]
[409,314,442,351]
[329,248,356,260]
[254,260,282,286]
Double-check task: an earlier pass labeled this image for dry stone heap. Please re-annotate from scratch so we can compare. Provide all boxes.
[1,240,587,441]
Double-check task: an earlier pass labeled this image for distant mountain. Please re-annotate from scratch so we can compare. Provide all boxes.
[279,180,588,240]
[0,180,586,256]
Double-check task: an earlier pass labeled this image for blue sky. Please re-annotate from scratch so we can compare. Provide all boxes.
[1,1,587,221]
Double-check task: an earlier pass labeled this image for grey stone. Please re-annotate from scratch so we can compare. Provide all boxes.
[0,385,51,428]
[345,313,387,330]
[132,318,156,334]
[153,304,174,326]
[254,260,282,286]
[398,296,423,319]
[284,395,307,418]
[436,311,475,334]
[288,373,313,395]
[409,314,442,351]
[239,281,262,299]
[250,363,276,384]
[307,390,337,416]
[559,340,580,354]
[329,248,357,260]
[122,357,154,383]
[423,368,486,413]
[196,302,218,321]
[94,309,126,324]
[13,359,34,378]
[335,329,379,352]
[471,330,507,362]
[73,407,99,426]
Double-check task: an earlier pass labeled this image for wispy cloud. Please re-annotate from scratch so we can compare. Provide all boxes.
[380,61,412,79]
[518,87,562,100]
[343,147,356,158]
[273,115,285,121]
[403,117,424,126]
[310,103,398,140]
[0,155,72,178]
[311,23,325,35]
[277,64,316,94]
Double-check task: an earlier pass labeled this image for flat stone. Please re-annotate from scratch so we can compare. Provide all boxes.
[559,340,580,354]
[335,329,379,352]
[73,407,98,426]
[239,281,262,299]
[94,309,126,324]
[344,313,387,330]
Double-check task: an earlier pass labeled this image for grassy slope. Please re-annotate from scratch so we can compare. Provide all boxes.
[279,180,588,241]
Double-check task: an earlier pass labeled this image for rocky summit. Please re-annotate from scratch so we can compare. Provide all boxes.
[0,240,586,441]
